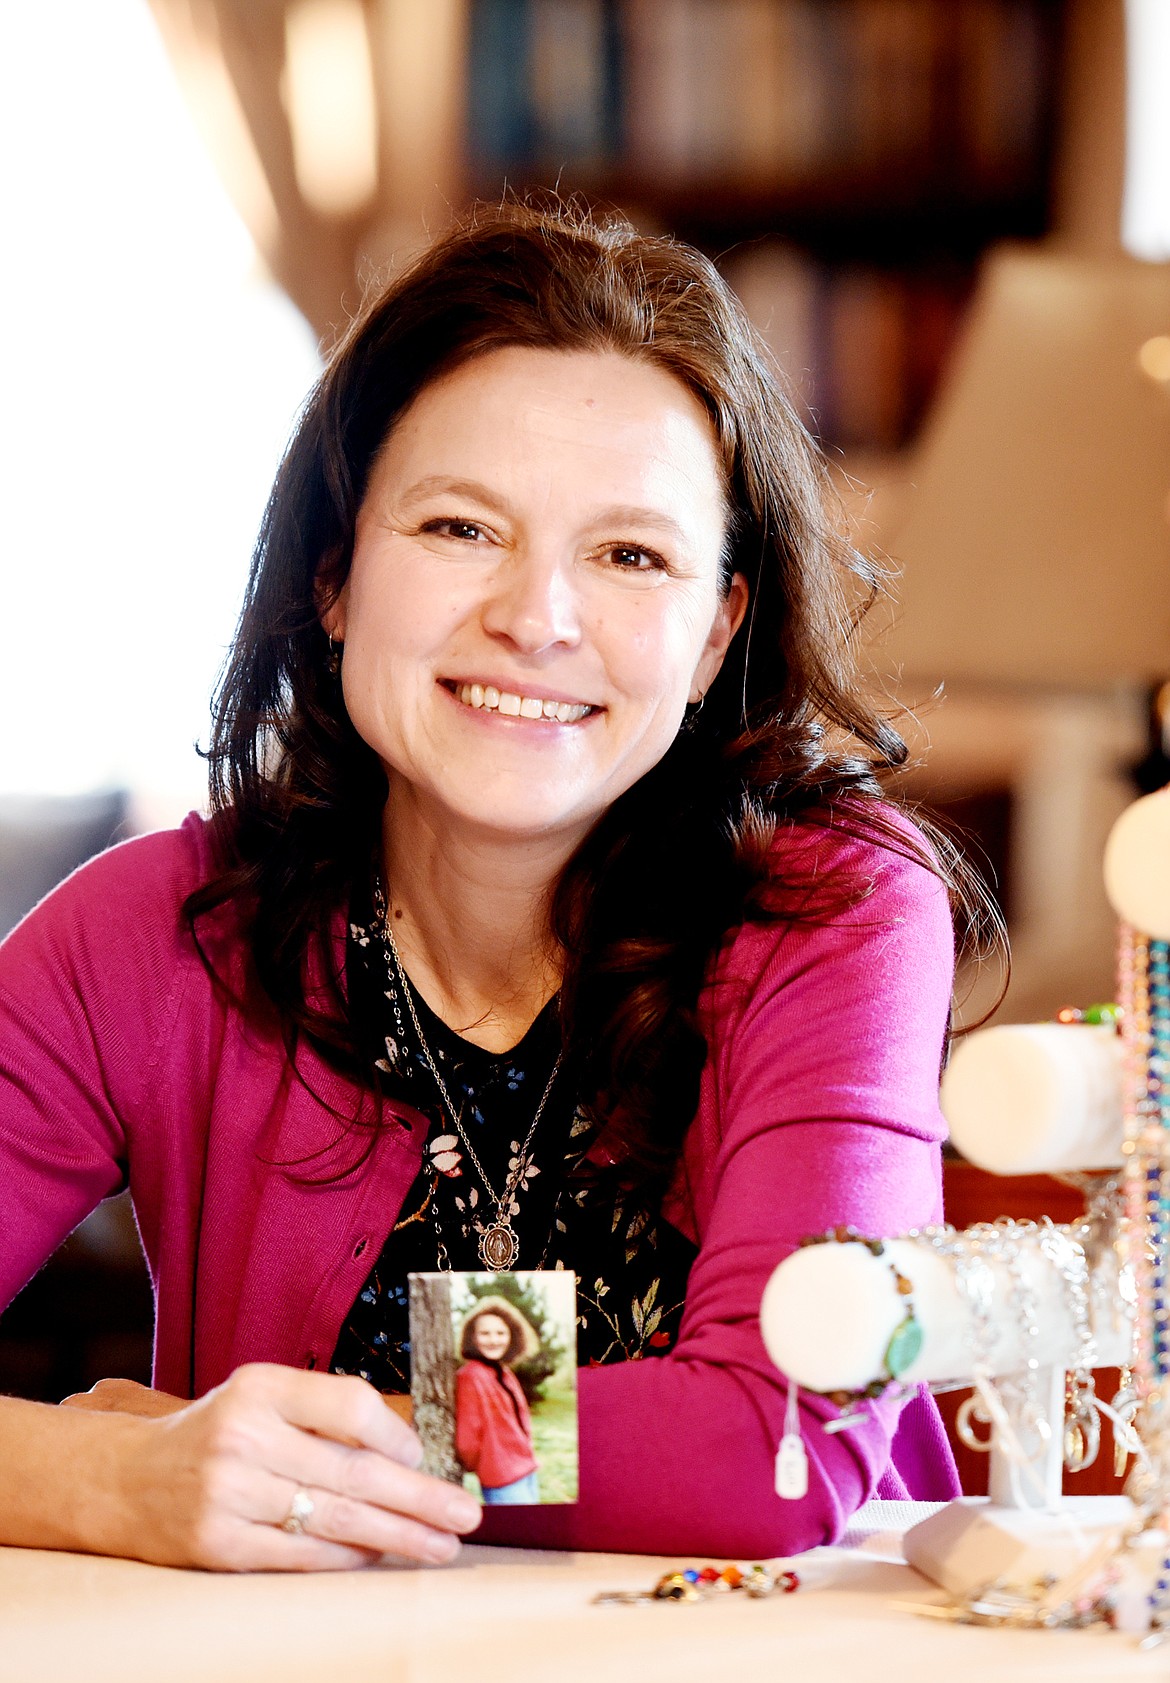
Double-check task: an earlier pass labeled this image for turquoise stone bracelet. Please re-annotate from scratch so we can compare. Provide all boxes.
[797,1224,923,1403]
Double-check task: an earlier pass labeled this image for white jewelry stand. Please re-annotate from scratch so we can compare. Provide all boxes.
[760,1172,1136,1598]
[760,790,1170,1621]
[903,1367,1132,1600]
[761,791,1170,1611]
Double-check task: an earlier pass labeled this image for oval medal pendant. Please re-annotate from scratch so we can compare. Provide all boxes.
[480,1222,519,1271]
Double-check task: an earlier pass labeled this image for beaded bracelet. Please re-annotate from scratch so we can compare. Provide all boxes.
[797,1225,923,1405]
[594,1563,801,1606]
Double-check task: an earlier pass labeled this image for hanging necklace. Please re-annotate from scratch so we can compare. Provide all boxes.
[376,885,563,1272]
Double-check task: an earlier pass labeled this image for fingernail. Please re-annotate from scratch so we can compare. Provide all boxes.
[447,1496,481,1531]
[425,1533,461,1565]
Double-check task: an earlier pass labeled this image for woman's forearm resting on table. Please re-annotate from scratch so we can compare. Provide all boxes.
[475,1344,883,1559]
[0,1393,153,1557]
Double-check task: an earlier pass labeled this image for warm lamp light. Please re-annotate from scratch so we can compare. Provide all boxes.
[884,247,1170,687]
[283,0,378,217]
[1139,336,1170,382]
[146,2,280,256]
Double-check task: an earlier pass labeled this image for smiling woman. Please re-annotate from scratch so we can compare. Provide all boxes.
[324,346,746,970]
[0,199,967,1571]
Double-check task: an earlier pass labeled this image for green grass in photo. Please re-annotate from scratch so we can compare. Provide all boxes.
[530,1384,579,1504]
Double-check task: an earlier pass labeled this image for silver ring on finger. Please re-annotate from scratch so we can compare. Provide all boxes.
[280,1487,316,1535]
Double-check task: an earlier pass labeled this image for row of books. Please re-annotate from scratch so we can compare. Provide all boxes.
[466,0,1055,194]
[723,241,971,450]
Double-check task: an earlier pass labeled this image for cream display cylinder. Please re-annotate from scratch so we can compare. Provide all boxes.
[1103,786,1170,938]
[940,1022,1124,1174]
[759,1236,1132,1394]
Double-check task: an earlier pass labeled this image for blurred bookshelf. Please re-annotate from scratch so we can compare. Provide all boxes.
[463,0,1066,452]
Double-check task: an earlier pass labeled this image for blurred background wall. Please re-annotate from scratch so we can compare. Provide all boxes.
[3,0,1167,1006]
[0,0,1167,1401]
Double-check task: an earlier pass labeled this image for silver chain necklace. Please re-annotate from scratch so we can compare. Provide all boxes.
[377,886,563,1272]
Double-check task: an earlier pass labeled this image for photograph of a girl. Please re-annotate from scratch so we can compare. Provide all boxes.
[456,1299,540,1505]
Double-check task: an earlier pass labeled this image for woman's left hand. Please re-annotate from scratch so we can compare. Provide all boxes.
[63,1378,415,1428]
[60,1379,187,1417]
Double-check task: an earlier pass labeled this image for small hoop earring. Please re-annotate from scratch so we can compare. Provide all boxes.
[327,633,343,677]
[1063,1370,1101,1474]
[681,691,705,734]
[955,1393,993,1453]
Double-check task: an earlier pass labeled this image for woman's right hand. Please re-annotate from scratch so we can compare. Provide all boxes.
[102,1363,480,1571]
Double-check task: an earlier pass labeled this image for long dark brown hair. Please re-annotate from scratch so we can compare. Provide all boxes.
[187,197,992,1187]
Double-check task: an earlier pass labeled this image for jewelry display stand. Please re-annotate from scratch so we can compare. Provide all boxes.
[900,1371,1134,1601]
[762,1219,1134,1598]
[761,783,1170,1631]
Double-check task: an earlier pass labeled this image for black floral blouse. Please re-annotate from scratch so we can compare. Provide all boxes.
[330,896,698,1391]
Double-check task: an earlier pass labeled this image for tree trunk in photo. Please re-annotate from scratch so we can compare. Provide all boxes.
[409,1274,461,1483]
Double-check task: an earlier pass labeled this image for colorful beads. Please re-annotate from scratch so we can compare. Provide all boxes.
[1116,925,1170,1630]
[1056,1002,1123,1026]
[595,1562,799,1607]
[650,1562,799,1601]
[654,1573,699,1601]
[1122,931,1170,1402]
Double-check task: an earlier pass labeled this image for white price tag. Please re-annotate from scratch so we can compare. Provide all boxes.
[775,1433,808,1500]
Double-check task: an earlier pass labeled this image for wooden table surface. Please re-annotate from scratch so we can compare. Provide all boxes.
[1,1506,1165,1683]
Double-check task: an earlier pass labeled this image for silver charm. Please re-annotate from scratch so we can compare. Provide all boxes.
[1111,1370,1139,1478]
[479,1222,520,1272]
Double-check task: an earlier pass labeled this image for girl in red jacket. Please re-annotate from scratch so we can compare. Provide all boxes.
[456,1300,541,1505]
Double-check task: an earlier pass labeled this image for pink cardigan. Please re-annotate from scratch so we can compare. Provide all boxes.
[0,811,958,1556]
